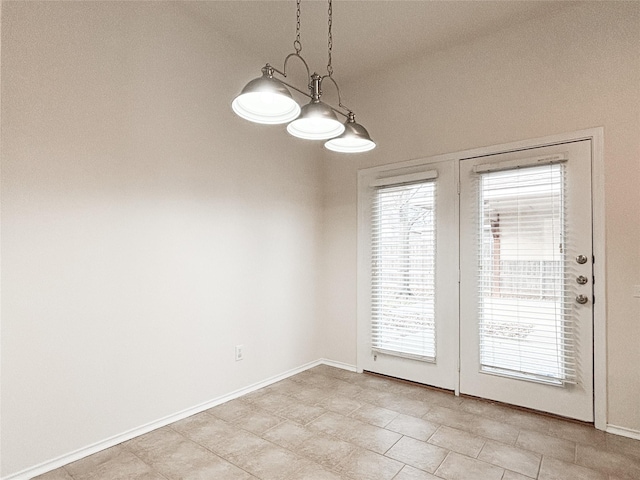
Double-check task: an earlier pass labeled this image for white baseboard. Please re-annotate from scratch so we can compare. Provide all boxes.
[2,358,351,480]
[607,424,640,441]
[318,358,357,372]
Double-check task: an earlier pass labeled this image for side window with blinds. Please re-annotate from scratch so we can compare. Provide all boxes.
[476,163,576,385]
[371,178,437,362]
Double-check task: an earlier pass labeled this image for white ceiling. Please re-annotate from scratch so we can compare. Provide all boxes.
[184,1,578,83]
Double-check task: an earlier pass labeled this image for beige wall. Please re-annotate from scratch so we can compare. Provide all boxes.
[320,2,640,431]
[0,2,324,476]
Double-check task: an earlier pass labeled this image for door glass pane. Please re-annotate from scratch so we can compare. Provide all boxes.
[371,181,436,361]
[477,164,575,384]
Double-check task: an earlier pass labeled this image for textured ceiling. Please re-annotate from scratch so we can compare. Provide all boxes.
[183,1,577,83]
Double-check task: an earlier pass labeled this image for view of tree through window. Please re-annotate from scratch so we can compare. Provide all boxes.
[371,180,436,361]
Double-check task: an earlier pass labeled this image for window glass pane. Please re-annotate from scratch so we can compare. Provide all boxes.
[371,181,436,361]
[477,164,575,384]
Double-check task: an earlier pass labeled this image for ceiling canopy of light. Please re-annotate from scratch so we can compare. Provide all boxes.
[231,0,375,153]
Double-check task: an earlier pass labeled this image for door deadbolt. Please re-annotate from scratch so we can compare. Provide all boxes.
[576,294,589,304]
[577,275,589,285]
[576,255,588,264]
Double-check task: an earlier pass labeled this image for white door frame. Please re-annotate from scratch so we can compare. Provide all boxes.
[356,127,606,430]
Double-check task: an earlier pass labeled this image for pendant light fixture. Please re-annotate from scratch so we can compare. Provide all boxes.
[232,0,375,153]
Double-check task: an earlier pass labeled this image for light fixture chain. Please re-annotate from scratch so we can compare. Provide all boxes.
[327,0,333,76]
[294,0,302,53]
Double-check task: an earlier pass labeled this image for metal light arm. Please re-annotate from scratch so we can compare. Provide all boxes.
[265,56,352,120]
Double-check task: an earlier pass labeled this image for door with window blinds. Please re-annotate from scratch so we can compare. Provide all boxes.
[358,161,458,390]
[459,140,594,421]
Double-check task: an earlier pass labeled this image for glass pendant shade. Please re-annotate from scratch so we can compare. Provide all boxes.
[287,101,345,140]
[325,115,376,152]
[232,72,301,125]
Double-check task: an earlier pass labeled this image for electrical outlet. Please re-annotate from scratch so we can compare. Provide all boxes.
[633,285,640,298]
[235,345,244,361]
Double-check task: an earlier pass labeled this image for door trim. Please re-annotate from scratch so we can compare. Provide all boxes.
[356,127,606,429]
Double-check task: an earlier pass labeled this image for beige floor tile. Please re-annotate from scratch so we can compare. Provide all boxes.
[233,443,312,480]
[200,425,271,461]
[349,403,399,427]
[370,391,432,417]
[477,440,541,478]
[288,384,335,403]
[277,398,327,425]
[425,405,519,444]
[309,411,402,454]
[71,450,164,480]
[576,444,640,479]
[605,433,640,460]
[296,432,357,468]
[335,448,404,480]
[231,406,285,434]
[385,413,439,441]
[538,456,607,480]
[129,432,250,480]
[265,378,307,396]
[516,428,576,462]
[423,405,478,432]
[32,468,75,480]
[392,465,441,479]
[169,413,270,459]
[547,419,607,447]
[63,445,125,477]
[262,420,316,450]
[434,452,504,480]
[352,374,401,391]
[170,413,229,443]
[123,427,186,455]
[458,397,515,420]
[428,425,486,458]
[246,391,295,412]
[327,380,365,398]
[287,462,347,479]
[502,409,555,435]
[207,398,256,422]
[384,436,448,473]
[160,449,253,480]
[469,415,520,445]
[308,411,354,436]
[314,394,363,415]
[502,470,535,480]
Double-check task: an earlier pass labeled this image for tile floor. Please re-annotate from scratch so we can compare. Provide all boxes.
[35,365,640,480]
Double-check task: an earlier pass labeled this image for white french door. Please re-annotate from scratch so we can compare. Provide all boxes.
[459,140,593,421]
[358,139,594,421]
[357,160,459,390]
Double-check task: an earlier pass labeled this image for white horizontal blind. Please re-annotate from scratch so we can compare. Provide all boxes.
[476,163,576,385]
[371,179,436,361]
